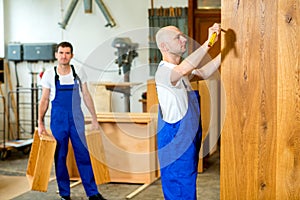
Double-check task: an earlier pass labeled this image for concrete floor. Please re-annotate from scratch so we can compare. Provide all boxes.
[0,148,220,200]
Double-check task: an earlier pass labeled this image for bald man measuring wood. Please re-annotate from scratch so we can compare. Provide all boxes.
[155,23,221,200]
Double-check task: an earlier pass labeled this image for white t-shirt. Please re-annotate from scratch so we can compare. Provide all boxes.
[40,65,87,102]
[155,61,191,123]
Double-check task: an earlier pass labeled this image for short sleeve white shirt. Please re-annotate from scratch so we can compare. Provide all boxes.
[40,65,87,102]
[155,61,191,123]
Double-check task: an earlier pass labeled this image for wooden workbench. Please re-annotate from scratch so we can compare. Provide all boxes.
[85,112,159,198]
[91,82,142,112]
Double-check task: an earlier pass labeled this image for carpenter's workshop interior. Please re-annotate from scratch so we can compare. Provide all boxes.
[0,0,299,200]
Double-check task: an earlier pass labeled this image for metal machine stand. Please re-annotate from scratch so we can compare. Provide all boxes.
[112,37,138,112]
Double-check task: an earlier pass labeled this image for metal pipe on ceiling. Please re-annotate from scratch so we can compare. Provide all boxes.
[58,0,79,29]
[59,0,116,29]
[94,0,116,27]
[84,0,92,13]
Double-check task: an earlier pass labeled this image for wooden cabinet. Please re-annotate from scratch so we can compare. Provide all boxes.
[85,112,159,198]
[88,112,159,184]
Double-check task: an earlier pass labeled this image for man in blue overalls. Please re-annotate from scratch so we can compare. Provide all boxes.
[38,42,106,200]
[155,24,221,199]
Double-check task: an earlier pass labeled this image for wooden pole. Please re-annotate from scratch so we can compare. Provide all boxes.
[4,61,18,139]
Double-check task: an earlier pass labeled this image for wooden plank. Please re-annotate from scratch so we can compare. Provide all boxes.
[197,80,210,173]
[4,61,17,138]
[86,112,156,123]
[276,0,300,199]
[92,81,142,87]
[66,126,111,185]
[88,84,111,113]
[146,79,158,113]
[125,182,156,199]
[26,130,56,192]
[85,127,110,185]
[198,81,210,143]
[221,0,278,199]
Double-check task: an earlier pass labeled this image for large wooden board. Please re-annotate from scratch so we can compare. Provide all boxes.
[85,127,110,185]
[26,130,56,192]
[276,0,300,198]
[85,112,159,184]
[221,0,299,199]
[66,126,111,184]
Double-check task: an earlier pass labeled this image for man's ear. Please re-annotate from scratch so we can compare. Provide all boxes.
[160,42,169,52]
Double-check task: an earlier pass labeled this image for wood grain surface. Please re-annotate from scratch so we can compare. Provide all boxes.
[220,0,299,199]
[277,0,300,199]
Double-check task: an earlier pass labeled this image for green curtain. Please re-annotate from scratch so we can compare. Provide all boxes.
[148,7,188,76]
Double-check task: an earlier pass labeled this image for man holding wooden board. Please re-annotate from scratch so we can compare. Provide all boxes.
[38,41,106,200]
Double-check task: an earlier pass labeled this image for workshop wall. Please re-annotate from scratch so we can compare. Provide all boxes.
[3,0,187,114]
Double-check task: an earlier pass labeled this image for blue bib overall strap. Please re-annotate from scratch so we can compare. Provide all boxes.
[54,65,82,91]
[51,66,98,197]
[157,86,202,200]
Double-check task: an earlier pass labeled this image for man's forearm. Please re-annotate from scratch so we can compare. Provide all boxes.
[38,99,49,125]
[183,40,210,69]
[192,53,221,79]
[171,41,211,83]
[83,92,98,120]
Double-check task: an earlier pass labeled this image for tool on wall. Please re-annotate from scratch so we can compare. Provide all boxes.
[59,0,116,29]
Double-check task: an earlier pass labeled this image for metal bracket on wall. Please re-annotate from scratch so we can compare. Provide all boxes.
[58,0,116,29]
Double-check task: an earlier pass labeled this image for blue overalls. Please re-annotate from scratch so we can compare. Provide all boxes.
[157,83,202,200]
[50,66,98,197]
